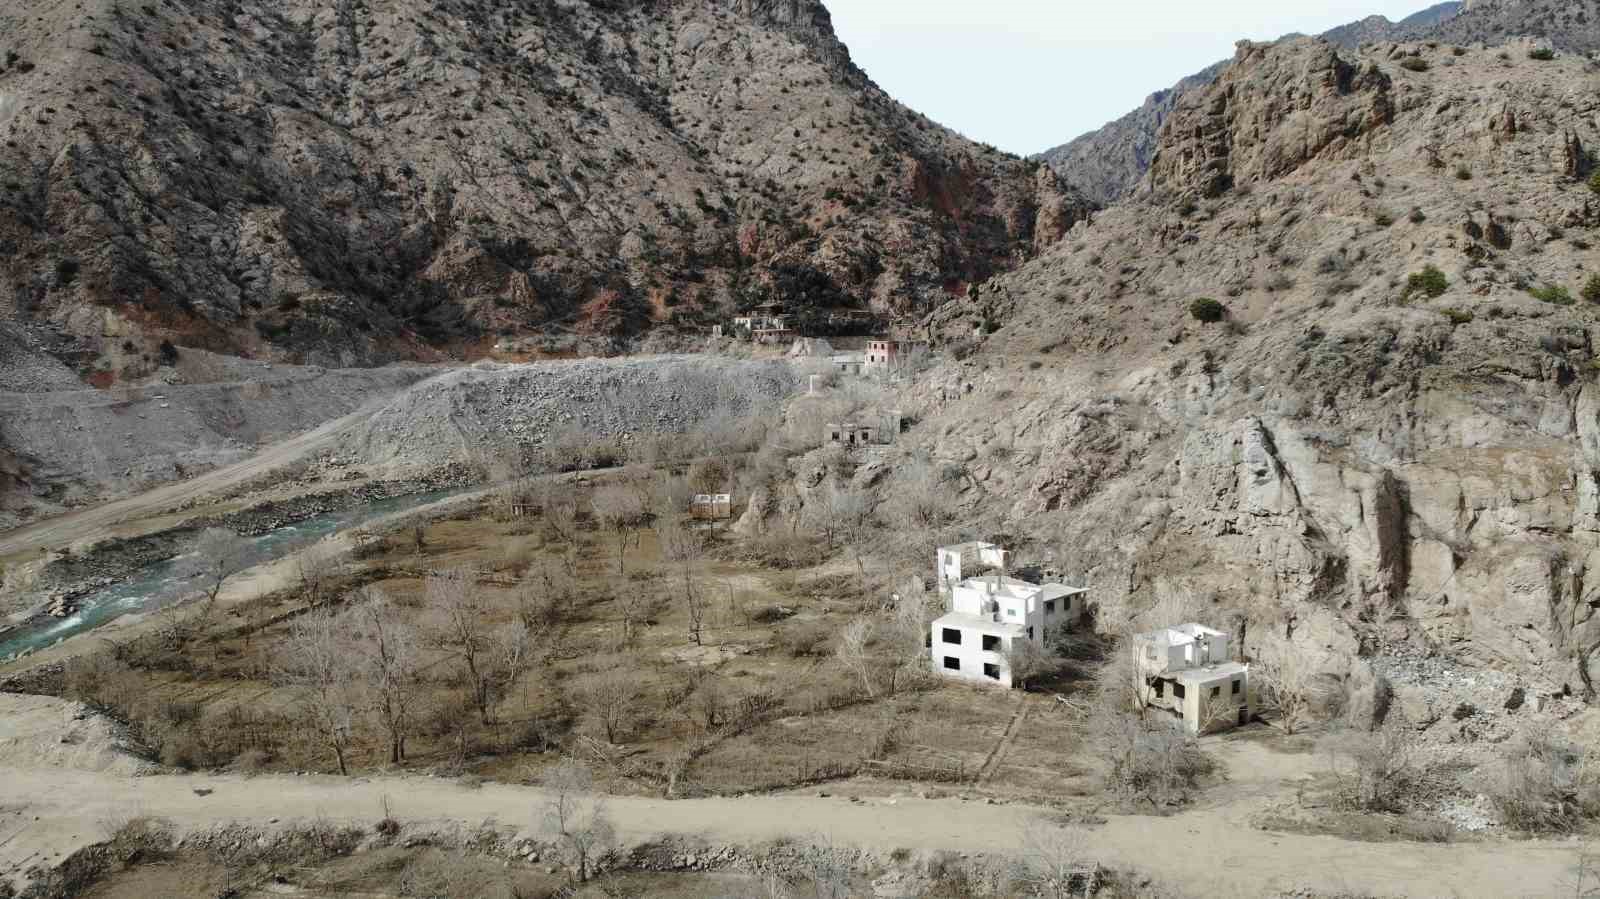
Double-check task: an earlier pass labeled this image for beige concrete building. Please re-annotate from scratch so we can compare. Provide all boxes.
[1132,623,1250,734]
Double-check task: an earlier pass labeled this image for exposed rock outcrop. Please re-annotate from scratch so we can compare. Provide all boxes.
[1147,40,1393,199]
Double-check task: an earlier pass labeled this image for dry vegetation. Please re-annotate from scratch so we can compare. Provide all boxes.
[50,435,1108,806]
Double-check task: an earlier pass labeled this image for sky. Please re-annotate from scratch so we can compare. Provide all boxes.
[824,1,1443,155]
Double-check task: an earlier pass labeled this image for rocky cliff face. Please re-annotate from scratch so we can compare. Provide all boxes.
[907,36,1600,709]
[1038,3,1462,206]
[0,0,1087,379]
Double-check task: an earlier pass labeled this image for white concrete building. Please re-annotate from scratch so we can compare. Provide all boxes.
[936,541,1010,592]
[1131,623,1250,734]
[929,544,1087,688]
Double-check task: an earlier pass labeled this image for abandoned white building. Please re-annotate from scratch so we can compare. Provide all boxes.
[690,494,733,521]
[1131,624,1250,734]
[930,543,1086,688]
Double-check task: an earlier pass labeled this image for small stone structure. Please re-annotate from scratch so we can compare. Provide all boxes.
[1131,623,1250,734]
[733,303,794,344]
[825,422,876,447]
[690,493,733,520]
[929,543,1087,688]
[823,410,902,448]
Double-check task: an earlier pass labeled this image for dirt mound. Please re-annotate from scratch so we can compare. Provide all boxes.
[0,693,152,776]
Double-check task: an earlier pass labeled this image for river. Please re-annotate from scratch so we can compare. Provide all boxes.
[0,489,461,661]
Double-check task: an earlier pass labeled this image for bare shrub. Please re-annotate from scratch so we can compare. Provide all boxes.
[1324,727,1415,812]
[1018,821,1095,899]
[1490,734,1600,833]
[1003,638,1062,691]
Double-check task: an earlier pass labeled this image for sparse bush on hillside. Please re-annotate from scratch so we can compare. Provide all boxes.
[1402,265,1448,300]
[1583,275,1600,304]
[1455,164,1473,181]
[1441,307,1474,325]
[1529,47,1556,61]
[1188,298,1225,323]
[1529,284,1576,306]
[1399,57,1429,72]
[1589,172,1600,195]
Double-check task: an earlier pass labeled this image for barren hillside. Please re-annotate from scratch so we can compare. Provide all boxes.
[852,35,1600,725]
[0,0,1086,380]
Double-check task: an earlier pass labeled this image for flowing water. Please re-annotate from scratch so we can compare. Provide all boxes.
[0,489,462,661]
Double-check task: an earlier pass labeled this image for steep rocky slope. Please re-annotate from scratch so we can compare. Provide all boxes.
[1420,0,1600,52]
[0,0,1086,379]
[1038,2,1463,205]
[904,36,1600,706]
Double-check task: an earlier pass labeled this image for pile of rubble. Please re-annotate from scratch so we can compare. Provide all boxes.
[349,356,798,475]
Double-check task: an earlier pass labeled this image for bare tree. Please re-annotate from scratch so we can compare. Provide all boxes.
[660,519,707,645]
[819,484,874,584]
[575,662,640,745]
[836,617,877,699]
[1253,654,1318,735]
[492,620,536,713]
[296,542,341,607]
[278,608,360,775]
[540,759,615,884]
[885,460,951,533]
[350,589,422,765]
[171,528,252,645]
[426,569,495,724]
[592,484,647,574]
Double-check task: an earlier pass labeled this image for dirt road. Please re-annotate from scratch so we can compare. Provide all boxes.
[0,747,1589,897]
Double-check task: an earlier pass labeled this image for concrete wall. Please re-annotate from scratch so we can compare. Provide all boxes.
[931,620,1018,688]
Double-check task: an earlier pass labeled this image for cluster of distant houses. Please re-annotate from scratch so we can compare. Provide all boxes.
[715,303,928,379]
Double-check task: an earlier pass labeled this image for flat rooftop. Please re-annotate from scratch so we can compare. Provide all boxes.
[955,575,1041,601]
[1170,662,1249,684]
[932,611,1026,637]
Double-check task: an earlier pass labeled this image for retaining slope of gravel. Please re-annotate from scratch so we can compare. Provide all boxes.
[348,355,799,474]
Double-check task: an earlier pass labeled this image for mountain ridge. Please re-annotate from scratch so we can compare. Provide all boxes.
[1037,2,1464,205]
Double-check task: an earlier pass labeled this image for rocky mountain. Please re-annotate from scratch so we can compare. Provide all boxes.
[1031,62,1227,208]
[1418,0,1600,51]
[1038,2,1464,206]
[904,35,1600,707]
[0,0,1087,379]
